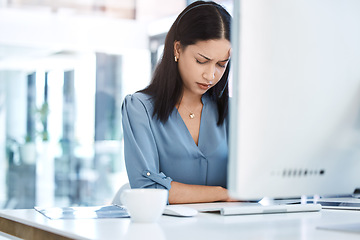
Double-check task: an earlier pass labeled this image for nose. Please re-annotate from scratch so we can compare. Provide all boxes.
[202,65,215,82]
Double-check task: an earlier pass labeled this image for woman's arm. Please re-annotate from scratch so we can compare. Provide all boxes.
[122,94,172,190]
[168,181,234,204]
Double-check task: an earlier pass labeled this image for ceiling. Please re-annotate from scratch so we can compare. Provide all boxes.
[0,0,232,70]
[6,0,187,20]
[8,0,137,19]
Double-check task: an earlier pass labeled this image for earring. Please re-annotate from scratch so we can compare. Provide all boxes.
[175,56,178,62]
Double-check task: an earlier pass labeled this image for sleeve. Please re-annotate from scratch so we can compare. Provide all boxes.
[121,94,173,190]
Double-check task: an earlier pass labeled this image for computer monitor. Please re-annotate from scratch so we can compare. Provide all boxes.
[228,0,360,201]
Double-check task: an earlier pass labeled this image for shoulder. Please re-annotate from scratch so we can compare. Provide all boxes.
[123,92,153,109]
[123,92,152,103]
[122,92,155,118]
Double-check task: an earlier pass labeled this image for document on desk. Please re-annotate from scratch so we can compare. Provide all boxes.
[35,205,130,220]
[182,202,322,216]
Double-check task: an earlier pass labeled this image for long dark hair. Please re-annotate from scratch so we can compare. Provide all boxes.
[140,1,231,125]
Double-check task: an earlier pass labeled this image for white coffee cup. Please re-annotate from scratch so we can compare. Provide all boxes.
[121,189,168,223]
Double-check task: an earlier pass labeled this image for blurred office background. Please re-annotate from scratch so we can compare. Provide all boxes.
[0,0,233,209]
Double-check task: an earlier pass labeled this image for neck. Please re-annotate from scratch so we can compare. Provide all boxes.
[179,91,202,109]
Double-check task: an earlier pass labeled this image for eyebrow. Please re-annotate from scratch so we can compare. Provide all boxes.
[197,53,229,62]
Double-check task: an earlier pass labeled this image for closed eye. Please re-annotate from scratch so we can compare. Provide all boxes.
[217,63,226,68]
[196,59,207,64]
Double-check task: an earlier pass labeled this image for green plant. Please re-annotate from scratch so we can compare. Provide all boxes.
[38,102,49,141]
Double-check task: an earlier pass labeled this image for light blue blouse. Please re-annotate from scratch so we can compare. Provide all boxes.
[121,92,228,190]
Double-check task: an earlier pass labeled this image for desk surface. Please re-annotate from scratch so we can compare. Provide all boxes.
[1,203,360,240]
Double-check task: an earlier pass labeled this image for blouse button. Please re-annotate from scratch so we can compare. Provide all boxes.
[146,172,151,176]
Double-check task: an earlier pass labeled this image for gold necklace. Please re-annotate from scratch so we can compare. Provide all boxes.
[181,104,201,119]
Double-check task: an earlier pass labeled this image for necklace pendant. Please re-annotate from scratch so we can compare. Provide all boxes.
[189,113,195,119]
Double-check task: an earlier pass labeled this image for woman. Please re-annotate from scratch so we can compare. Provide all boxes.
[122,1,232,204]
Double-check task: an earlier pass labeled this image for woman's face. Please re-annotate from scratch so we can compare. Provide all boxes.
[174,39,231,97]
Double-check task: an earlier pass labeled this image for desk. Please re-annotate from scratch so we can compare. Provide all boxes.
[1,207,360,240]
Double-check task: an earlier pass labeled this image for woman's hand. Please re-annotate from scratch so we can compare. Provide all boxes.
[168,182,239,204]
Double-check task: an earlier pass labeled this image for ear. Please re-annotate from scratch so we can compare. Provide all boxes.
[173,41,181,59]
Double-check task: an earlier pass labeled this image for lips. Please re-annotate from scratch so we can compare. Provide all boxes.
[197,83,211,90]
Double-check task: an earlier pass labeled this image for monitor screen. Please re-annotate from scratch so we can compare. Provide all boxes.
[228,0,360,200]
